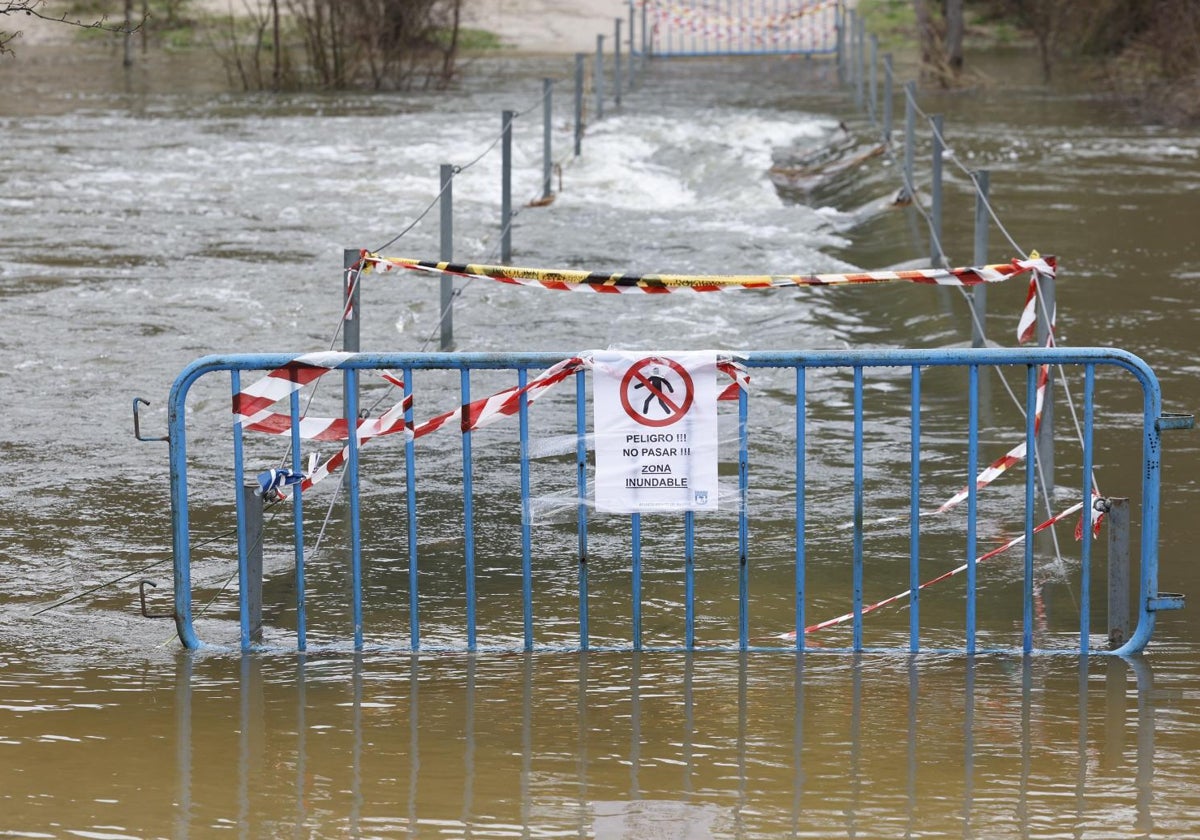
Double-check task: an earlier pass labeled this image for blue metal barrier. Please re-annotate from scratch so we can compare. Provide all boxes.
[165,347,1185,655]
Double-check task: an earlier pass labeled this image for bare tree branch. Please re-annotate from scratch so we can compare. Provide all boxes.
[1,0,144,56]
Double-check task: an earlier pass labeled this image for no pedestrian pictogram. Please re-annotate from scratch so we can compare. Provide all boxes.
[619,357,694,427]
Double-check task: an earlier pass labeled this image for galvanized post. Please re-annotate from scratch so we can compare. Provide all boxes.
[574,53,584,156]
[855,15,865,112]
[614,18,622,109]
[595,34,605,121]
[628,2,635,90]
[930,114,944,267]
[869,34,878,127]
[849,10,860,105]
[1107,497,1130,648]
[343,248,360,352]
[835,4,845,86]
[501,109,513,264]
[541,78,553,201]
[439,163,454,350]
[242,482,263,644]
[883,53,893,141]
[971,170,989,348]
[903,81,915,201]
[1035,270,1056,490]
[342,248,360,422]
[641,0,648,61]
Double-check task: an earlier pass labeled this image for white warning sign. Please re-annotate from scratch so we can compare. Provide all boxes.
[593,350,719,513]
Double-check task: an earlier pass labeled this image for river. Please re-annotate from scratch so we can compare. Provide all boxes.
[1,43,1199,838]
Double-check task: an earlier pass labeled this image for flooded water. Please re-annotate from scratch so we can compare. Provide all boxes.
[2,45,1200,837]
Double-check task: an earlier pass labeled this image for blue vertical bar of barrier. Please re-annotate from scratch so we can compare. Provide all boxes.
[1023,365,1037,652]
[575,371,589,650]
[290,389,307,651]
[909,366,920,653]
[852,366,864,652]
[966,365,979,654]
[170,400,197,649]
[685,510,695,649]
[231,371,250,651]
[518,368,533,650]
[346,368,363,650]
[1136,377,1164,655]
[738,379,750,650]
[462,369,477,651]
[631,513,642,650]
[1080,365,1095,653]
[404,367,419,650]
[795,367,806,651]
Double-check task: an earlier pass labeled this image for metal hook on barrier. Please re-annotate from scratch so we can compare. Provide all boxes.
[132,397,168,442]
[138,580,175,619]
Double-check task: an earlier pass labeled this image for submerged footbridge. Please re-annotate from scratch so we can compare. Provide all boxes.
[135,1,1192,658]
[631,0,843,58]
[149,251,1189,657]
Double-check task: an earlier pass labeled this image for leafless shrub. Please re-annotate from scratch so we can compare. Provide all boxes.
[285,0,463,91]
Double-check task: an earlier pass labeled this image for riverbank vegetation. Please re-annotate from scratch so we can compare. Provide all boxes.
[3,0,472,90]
[863,0,1200,124]
[210,0,468,91]
[5,1,1198,122]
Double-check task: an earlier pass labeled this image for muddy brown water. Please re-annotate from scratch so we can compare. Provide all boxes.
[1,47,1198,837]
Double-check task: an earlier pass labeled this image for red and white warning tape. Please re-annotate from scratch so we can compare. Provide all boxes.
[235,353,750,496]
[358,253,1054,293]
[934,364,1050,514]
[786,500,1085,638]
[233,351,352,431]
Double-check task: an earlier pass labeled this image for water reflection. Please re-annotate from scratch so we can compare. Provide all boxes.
[161,653,1162,838]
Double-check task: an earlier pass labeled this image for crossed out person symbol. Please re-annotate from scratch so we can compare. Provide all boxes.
[634,365,674,415]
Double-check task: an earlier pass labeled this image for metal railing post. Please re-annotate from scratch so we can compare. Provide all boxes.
[242,482,263,645]
[641,0,648,60]
[1035,270,1056,490]
[971,170,989,348]
[869,34,878,127]
[614,18,622,109]
[439,163,454,350]
[501,109,514,263]
[574,53,584,156]
[628,2,635,88]
[343,248,360,352]
[855,14,865,111]
[883,53,893,141]
[903,81,915,200]
[342,248,360,421]
[541,78,553,201]
[595,34,605,120]
[930,114,944,266]
[835,4,845,86]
